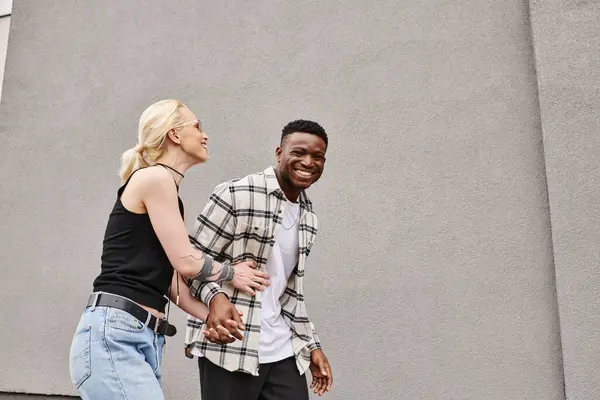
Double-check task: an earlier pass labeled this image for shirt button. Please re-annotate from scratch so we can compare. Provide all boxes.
[278,209,282,213]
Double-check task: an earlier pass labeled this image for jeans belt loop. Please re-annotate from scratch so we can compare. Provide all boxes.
[154,317,161,334]
[89,292,101,311]
[144,310,152,328]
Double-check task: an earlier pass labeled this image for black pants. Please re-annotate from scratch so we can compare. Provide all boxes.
[198,356,309,400]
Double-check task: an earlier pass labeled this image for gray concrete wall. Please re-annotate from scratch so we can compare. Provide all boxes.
[0,1,568,399]
[529,1,600,400]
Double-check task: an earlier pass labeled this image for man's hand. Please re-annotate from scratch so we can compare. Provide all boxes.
[202,293,244,344]
[309,349,333,396]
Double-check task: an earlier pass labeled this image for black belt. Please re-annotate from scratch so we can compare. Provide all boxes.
[86,292,177,337]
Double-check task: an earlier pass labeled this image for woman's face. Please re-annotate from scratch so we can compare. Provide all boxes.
[175,107,209,164]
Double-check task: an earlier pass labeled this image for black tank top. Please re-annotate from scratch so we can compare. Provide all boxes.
[92,167,184,312]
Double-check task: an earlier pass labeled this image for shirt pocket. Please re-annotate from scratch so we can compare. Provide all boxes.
[237,220,269,259]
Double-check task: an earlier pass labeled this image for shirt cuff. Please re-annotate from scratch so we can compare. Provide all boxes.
[200,282,227,305]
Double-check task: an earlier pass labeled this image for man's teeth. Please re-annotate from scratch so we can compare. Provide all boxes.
[295,170,312,177]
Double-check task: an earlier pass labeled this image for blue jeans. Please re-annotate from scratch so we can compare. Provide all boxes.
[69,304,166,400]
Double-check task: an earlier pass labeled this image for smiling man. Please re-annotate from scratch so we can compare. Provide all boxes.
[185,120,333,399]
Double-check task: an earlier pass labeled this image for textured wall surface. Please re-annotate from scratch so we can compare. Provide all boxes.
[529,1,600,399]
[1,1,564,399]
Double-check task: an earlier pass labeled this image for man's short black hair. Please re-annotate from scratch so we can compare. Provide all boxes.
[281,120,328,147]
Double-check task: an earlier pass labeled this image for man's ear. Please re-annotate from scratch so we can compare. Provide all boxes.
[275,146,283,164]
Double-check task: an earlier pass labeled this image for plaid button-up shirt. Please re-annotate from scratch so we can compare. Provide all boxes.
[185,166,322,376]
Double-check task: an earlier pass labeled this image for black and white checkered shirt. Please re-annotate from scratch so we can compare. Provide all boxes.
[185,166,322,376]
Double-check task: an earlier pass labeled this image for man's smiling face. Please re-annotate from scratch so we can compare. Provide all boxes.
[276,131,327,195]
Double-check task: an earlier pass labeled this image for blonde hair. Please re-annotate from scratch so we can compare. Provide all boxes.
[119,99,187,183]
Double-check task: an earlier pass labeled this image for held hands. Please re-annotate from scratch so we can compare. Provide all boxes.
[230,259,270,295]
[202,293,244,344]
[203,260,269,344]
[310,349,333,396]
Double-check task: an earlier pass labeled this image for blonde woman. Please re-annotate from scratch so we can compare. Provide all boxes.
[68,99,270,399]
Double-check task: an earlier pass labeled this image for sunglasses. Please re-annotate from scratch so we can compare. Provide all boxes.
[173,119,203,132]
[157,119,204,149]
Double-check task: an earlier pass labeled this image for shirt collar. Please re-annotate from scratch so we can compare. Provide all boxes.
[263,165,313,211]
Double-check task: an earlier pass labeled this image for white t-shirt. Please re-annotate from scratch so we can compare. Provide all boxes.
[258,201,300,363]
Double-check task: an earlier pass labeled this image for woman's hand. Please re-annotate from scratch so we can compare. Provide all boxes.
[230,260,270,295]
